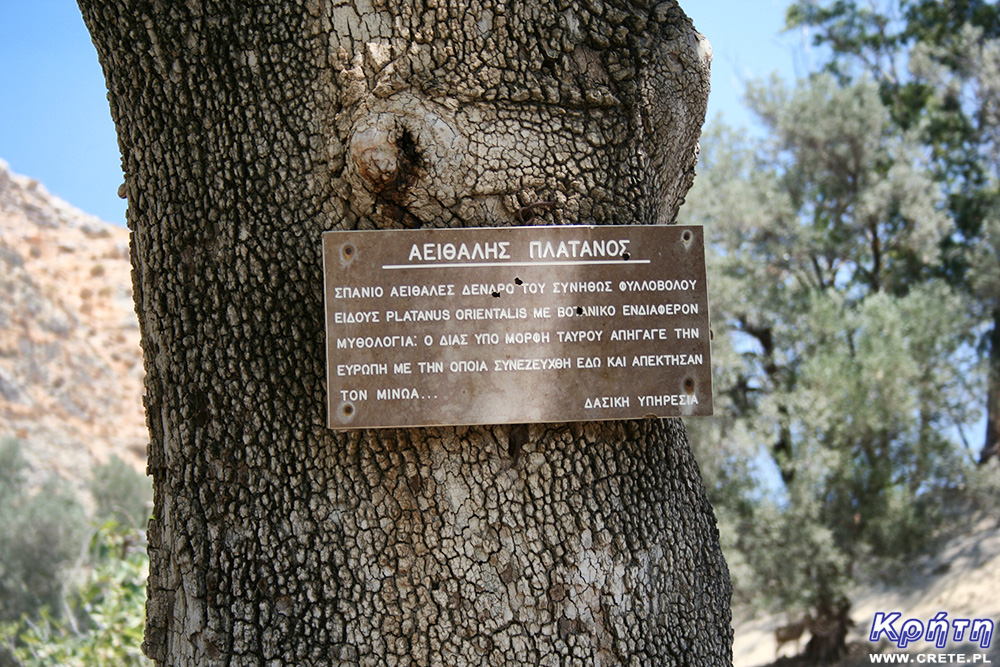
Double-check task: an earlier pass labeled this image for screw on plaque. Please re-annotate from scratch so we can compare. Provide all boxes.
[340,243,358,268]
[338,402,356,423]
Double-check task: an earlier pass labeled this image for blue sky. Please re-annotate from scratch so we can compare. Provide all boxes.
[0,1,807,226]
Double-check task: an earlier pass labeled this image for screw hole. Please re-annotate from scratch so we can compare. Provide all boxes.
[343,404,354,416]
[682,231,692,242]
[343,244,355,259]
[683,378,695,393]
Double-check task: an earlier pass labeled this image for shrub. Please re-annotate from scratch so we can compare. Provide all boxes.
[1,520,151,666]
[0,440,86,624]
[88,456,151,528]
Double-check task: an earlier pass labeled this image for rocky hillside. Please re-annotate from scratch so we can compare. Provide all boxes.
[0,159,145,491]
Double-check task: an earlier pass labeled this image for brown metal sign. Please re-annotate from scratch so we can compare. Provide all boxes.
[323,225,713,429]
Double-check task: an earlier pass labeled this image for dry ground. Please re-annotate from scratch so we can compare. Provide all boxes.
[735,517,1000,666]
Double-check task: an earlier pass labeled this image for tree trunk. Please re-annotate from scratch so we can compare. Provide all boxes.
[78,1,730,664]
[981,309,1000,465]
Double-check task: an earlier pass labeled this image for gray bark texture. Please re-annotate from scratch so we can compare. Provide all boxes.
[78,0,730,664]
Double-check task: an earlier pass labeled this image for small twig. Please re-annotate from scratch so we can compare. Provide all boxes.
[508,423,529,467]
[516,200,557,224]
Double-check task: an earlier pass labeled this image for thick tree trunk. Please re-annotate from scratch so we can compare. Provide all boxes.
[78,1,729,664]
[980,310,1000,465]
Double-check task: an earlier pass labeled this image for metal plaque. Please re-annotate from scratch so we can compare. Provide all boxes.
[323,225,713,429]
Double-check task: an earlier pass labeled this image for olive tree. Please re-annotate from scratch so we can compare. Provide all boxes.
[77,1,730,664]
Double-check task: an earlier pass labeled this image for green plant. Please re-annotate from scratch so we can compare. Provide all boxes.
[1,520,151,667]
[0,440,86,625]
[681,69,983,653]
[88,456,151,528]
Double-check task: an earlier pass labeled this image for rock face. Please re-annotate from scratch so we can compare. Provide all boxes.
[0,159,145,490]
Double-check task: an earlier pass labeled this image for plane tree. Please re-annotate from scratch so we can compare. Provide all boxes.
[77,0,731,665]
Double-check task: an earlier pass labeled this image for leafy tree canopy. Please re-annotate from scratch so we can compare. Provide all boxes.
[680,58,990,651]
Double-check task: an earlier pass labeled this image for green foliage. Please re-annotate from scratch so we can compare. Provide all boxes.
[684,2,1000,618]
[1,520,151,667]
[785,0,1000,464]
[89,455,152,529]
[0,442,152,666]
[0,439,25,501]
[0,440,86,625]
[681,71,984,614]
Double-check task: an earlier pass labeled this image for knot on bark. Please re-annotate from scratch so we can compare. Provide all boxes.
[350,115,412,192]
[345,99,466,227]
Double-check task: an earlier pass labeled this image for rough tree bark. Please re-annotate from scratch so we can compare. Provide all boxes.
[78,0,729,664]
